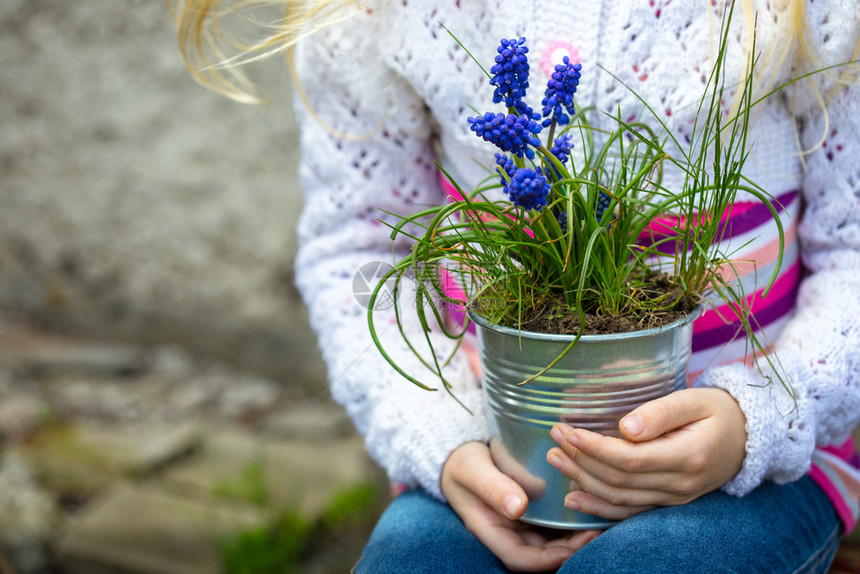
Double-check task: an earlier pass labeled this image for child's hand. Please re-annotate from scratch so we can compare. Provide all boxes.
[441,441,601,572]
[546,388,747,521]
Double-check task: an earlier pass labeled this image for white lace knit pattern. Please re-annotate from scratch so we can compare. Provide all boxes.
[292,0,860,499]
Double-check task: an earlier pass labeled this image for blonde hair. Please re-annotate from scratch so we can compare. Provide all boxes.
[171,0,360,103]
[733,0,860,155]
[738,0,859,90]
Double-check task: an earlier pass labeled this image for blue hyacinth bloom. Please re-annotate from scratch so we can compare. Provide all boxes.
[513,99,540,121]
[550,134,574,165]
[557,210,568,234]
[495,153,517,189]
[546,133,574,179]
[490,38,541,121]
[506,167,550,211]
[595,191,612,222]
[468,112,542,159]
[490,38,530,107]
[542,57,583,128]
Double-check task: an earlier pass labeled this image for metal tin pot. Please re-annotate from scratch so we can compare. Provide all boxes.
[471,310,699,530]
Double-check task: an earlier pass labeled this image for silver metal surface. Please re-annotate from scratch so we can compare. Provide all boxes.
[471,311,698,530]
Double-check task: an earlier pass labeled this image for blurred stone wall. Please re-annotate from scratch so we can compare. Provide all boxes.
[0,0,327,388]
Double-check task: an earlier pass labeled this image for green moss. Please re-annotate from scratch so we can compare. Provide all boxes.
[321,481,379,529]
[216,464,385,573]
[220,510,310,574]
[212,458,268,507]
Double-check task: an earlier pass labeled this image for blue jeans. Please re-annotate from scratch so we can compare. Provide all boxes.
[356,476,841,573]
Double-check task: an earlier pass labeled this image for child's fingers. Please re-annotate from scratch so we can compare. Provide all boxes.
[442,442,600,571]
[549,452,674,508]
[564,490,655,521]
[481,529,576,571]
[551,424,680,473]
[547,389,747,508]
[478,525,597,571]
[489,436,547,501]
[545,529,602,550]
[446,441,528,520]
[618,389,711,441]
[546,446,679,494]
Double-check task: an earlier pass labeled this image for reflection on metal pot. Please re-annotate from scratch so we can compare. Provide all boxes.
[472,310,699,530]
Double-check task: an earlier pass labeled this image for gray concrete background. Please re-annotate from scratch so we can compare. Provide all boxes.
[0,0,326,388]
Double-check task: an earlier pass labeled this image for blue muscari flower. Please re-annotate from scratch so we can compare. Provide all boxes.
[546,133,574,179]
[490,38,530,108]
[595,191,612,222]
[556,191,610,236]
[513,99,540,121]
[468,112,542,160]
[557,210,568,234]
[507,167,550,211]
[542,57,583,128]
[550,134,573,165]
[495,153,517,189]
[490,38,541,121]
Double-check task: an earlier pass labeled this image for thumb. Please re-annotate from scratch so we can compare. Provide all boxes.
[462,443,530,519]
[619,389,708,442]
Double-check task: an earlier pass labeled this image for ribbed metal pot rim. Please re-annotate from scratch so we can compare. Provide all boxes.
[468,307,701,343]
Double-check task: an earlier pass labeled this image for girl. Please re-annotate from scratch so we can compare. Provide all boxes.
[175,1,860,572]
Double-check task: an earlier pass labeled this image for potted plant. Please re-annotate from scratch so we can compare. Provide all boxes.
[367,13,785,529]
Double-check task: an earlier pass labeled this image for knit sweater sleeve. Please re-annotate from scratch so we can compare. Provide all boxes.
[291,12,488,499]
[693,6,860,495]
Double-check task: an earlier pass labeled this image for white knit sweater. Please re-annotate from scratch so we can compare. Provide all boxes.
[293,0,860,500]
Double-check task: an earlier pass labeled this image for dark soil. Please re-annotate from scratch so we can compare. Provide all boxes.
[498,272,700,336]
